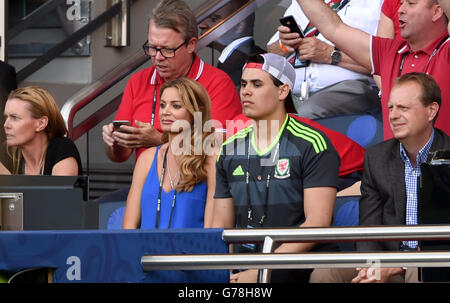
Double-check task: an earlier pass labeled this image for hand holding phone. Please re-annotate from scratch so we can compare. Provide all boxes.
[112,120,131,133]
[279,15,309,68]
[279,15,305,38]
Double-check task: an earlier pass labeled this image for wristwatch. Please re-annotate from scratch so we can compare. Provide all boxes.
[330,47,342,65]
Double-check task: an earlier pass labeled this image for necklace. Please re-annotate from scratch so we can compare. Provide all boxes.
[155,147,178,229]
[166,146,179,189]
[24,157,44,175]
[25,165,41,175]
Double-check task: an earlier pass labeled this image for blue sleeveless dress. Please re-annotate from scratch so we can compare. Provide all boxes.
[140,145,207,229]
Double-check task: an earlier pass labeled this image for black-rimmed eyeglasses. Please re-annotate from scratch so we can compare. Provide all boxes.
[142,40,187,58]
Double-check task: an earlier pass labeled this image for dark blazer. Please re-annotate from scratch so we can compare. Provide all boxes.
[0,61,17,172]
[0,60,17,103]
[357,129,450,252]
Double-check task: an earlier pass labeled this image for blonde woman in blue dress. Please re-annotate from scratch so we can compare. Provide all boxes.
[122,77,216,229]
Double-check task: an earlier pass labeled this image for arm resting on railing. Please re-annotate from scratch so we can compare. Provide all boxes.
[275,187,336,254]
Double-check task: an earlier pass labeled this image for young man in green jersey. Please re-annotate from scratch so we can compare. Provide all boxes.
[212,53,340,283]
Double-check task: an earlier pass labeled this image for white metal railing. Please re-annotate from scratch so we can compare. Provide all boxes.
[141,251,450,270]
[141,225,450,283]
[221,225,450,243]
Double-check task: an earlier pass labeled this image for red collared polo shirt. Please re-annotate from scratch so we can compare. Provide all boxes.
[115,54,242,158]
[371,33,450,139]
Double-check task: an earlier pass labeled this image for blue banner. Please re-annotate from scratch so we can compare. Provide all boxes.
[0,229,229,283]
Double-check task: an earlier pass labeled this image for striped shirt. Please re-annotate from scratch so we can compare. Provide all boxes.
[400,130,435,249]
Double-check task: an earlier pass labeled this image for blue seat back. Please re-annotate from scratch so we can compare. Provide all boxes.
[107,206,126,229]
[333,195,360,251]
[313,111,383,148]
[98,200,126,229]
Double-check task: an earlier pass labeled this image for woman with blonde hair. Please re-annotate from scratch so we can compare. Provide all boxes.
[122,77,216,229]
[0,86,82,175]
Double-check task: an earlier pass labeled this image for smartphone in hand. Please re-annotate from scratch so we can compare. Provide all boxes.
[280,15,305,38]
[279,15,309,68]
[112,120,131,133]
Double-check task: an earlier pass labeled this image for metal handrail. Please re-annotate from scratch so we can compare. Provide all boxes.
[61,51,149,140]
[224,225,450,283]
[141,251,450,271]
[0,193,23,201]
[7,0,67,41]
[141,225,450,282]
[196,0,262,50]
[61,0,231,140]
[221,225,450,243]
[192,0,232,24]
[16,1,123,83]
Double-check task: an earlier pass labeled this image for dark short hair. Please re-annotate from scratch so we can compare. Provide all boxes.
[393,72,441,122]
[245,54,280,84]
[150,0,198,40]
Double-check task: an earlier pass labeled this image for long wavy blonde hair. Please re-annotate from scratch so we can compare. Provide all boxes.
[160,78,214,192]
[6,86,67,174]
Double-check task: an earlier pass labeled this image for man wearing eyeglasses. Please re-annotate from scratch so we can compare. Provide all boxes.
[102,0,242,165]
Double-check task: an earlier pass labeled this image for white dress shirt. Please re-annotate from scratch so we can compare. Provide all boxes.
[267,0,383,94]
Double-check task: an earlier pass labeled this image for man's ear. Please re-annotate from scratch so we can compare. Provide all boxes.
[36,116,48,132]
[431,4,444,23]
[278,83,290,101]
[428,101,440,122]
[186,37,197,54]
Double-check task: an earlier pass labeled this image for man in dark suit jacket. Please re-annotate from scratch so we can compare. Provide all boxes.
[310,72,450,283]
[0,60,17,172]
[354,72,450,283]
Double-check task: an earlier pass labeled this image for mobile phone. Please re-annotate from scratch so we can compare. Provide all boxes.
[112,120,130,132]
[279,15,305,38]
[280,15,309,68]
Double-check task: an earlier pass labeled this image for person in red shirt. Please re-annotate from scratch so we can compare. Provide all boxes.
[294,0,449,139]
[374,0,402,91]
[378,0,450,40]
[102,0,242,162]
[378,0,402,41]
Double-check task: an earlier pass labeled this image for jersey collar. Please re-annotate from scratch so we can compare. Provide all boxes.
[150,53,204,85]
[251,114,289,156]
[399,32,449,56]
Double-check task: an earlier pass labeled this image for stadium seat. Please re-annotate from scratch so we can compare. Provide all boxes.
[313,110,383,148]
[98,200,126,229]
[346,115,378,147]
[107,206,126,230]
[333,195,360,251]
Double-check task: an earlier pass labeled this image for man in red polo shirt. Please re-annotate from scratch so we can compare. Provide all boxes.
[291,0,449,139]
[102,0,242,162]
[442,0,450,34]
